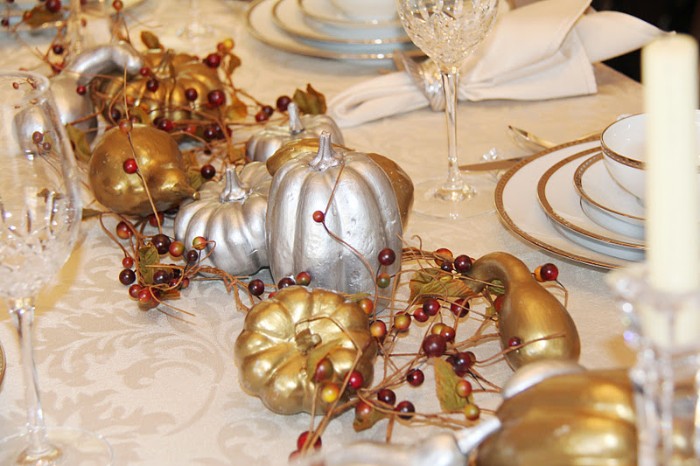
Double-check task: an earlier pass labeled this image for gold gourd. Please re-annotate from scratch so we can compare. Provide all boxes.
[88,125,196,215]
[234,286,378,415]
[467,252,580,368]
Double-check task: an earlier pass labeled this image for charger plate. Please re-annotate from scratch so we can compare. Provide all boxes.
[495,137,636,269]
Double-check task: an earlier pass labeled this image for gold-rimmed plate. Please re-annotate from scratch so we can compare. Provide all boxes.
[495,137,636,270]
[298,0,401,29]
[247,0,422,62]
[573,153,645,238]
[537,150,645,262]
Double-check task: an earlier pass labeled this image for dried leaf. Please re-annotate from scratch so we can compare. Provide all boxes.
[81,209,104,220]
[224,96,248,121]
[187,167,205,192]
[409,268,474,303]
[223,53,242,76]
[65,124,91,164]
[304,338,343,381]
[138,244,160,284]
[434,358,472,413]
[487,279,505,295]
[293,84,327,115]
[23,6,62,28]
[141,31,162,50]
[353,405,386,432]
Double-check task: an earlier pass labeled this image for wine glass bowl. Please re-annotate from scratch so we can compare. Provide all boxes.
[0,70,112,465]
[396,0,499,218]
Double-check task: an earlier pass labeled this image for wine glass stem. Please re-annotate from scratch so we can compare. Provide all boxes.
[441,70,466,193]
[9,298,54,459]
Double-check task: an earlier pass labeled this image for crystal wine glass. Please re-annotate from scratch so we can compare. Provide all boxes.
[396,0,498,219]
[0,71,113,464]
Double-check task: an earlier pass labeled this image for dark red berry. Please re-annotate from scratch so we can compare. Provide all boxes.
[278,276,295,289]
[539,263,559,281]
[454,254,472,274]
[184,87,198,101]
[207,89,225,107]
[377,388,396,406]
[203,126,217,141]
[151,234,171,255]
[45,0,61,13]
[450,351,476,377]
[110,107,122,122]
[261,105,274,116]
[395,400,415,420]
[276,95,292,112]
[377,248,396,266]
[254,110,269,122]
[422,298,441,316]
[248,279,265,297]
[52,44,64,55]
[295,271,311,286]
[508,336,522,348]
[146,78,159,92]
[312,210,325,223]
[413,307,429,323]
[128,284,142,299]
[122,256,134,268]
[296,431,321,451]
[152,269,172,285]
[119,268,136,285]
[139,66,151,76]
[185,249,199,264]
[157,118,174,132]
[422,334,447,357]
[406,368,424,387]
[204,53,222,68]
[450,298,470,318]
[76,85,87,96]
[347,370,364,390]
[200,164,216,179]
[123,158,138,174]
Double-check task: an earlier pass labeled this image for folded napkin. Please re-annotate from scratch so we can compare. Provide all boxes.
[329,0,663,127]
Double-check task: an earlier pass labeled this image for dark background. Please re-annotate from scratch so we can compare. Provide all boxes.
[591,0,700,81]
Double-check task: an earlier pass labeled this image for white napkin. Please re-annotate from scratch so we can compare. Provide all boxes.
[329,0,663,127]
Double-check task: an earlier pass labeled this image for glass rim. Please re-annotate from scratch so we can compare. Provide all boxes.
[0,70,51,105]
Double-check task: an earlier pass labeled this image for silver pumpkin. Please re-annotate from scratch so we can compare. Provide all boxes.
[245,103,344,163]
[174,162,271,276]
[50,42,143,142]
[266,132,402,298]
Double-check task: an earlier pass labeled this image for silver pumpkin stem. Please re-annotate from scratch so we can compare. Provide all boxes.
[287,103,305,136]
[309,132,342,171]
[219,167,249,202]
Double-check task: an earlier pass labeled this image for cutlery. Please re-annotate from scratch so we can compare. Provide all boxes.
[459,156,528,171]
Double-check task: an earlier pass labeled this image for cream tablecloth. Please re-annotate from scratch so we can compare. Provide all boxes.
[0,1,645,464]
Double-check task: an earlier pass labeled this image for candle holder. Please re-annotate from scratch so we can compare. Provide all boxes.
[608,266,700,466]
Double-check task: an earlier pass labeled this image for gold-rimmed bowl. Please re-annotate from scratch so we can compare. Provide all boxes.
[600,112,700,201]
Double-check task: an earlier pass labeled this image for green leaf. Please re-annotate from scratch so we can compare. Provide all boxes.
[487,279,505,295]
[65,124,92,164]
[434,358,471,413]
[138,244,160,284]
[409,268,474,303]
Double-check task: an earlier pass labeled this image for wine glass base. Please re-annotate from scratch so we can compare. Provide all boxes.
[412,174,496,219]
[0,427,113,465]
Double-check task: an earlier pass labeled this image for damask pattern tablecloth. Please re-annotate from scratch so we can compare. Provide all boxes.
[0,1,644,464]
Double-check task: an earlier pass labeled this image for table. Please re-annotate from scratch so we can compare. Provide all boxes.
[0,1,645,464]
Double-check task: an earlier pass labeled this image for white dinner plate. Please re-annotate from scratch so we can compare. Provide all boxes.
[537,150,645,262]
[272,0,411,51]
[495,138,637,269]
[573,153,645,239]
[247,0,422,62]
[298,0,401,29]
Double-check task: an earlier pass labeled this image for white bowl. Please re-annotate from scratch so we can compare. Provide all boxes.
[330,0,397,22]
[600,112,700,202]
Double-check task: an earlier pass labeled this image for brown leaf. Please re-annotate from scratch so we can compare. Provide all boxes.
[434,358,472,413]
[187,167,205,192]
[223,53,242,76]
[353,405,386,432]
[23,6,62,28]
[138,244,160,284]
[65,124,91,164]
[293,84,327,115]
[409,268,475,303]
[224,96,248,121]
[140,31,162,50]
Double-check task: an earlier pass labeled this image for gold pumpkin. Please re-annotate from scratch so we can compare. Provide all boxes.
[476,369,636,465]
[98,49,224,124]
[467,252,580,369]
[234,286,378,415]
[88,125,196,215]
[266,138,414,230]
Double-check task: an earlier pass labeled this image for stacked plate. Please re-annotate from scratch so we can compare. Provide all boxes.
[496,138,646,269]
[246,0,420,62]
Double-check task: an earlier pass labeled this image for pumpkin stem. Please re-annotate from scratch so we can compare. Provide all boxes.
[308,131,342,171]
[295,328,322,355]
[287,103,305,136]
[219,167,249,202]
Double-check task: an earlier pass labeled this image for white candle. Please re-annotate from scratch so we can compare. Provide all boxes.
[642,34,700,347]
